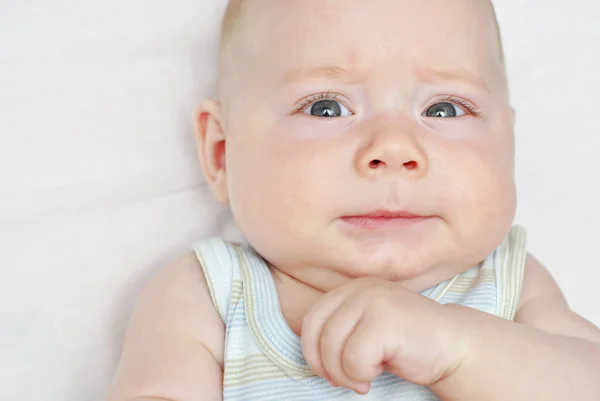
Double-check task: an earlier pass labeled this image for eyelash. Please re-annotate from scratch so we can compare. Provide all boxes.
[430,95,482,117]
[293,92,482,116]
[292,91,354,114]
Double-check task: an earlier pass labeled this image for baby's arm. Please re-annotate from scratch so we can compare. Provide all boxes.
[431,254,600,401]
[106,253,225,401]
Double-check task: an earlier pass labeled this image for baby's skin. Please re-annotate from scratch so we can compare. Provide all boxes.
[107,1,600,400]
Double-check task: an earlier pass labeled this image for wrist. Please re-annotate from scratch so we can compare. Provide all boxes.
[431,304,481,388]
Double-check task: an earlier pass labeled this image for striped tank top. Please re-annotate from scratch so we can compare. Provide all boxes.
[193,225,527,400]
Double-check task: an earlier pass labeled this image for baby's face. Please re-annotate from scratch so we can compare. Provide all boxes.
[214,0,516,288]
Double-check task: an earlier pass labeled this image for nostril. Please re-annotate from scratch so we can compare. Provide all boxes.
[404,161,417,170]
[369,160,382,169]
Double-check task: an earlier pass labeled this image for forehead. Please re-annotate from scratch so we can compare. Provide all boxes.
[228,0,503,88]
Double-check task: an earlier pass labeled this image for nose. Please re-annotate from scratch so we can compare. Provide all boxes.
[354,114,428,178]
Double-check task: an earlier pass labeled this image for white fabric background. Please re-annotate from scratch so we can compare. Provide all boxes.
[0,1,598,400]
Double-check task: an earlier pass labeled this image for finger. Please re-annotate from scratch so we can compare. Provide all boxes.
[341,313,387,386]
[301,286,353,380]
[319,297,366,390]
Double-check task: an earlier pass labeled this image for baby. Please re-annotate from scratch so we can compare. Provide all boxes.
[107,0,600,400]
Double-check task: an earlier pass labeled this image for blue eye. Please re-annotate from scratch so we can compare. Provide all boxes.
[303,100,352,118]
[424,102,466,118]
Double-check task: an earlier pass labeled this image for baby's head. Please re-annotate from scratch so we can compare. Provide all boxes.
[196,0,516,290]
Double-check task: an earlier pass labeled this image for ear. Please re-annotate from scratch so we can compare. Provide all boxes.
[194,100,229,203]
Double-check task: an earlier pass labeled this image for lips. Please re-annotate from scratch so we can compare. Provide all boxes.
[357,210,424,218]
[341,210,433,229]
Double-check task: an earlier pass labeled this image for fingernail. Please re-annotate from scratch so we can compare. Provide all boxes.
[354,383,370,395]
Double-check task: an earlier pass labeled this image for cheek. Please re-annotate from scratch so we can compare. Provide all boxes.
[225,132,329,236]
[438,128,516,226]
[225,132,345,266]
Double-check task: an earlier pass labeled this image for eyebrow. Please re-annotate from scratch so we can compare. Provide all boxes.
[281,66,367,84]
[416,67,491,93]
[281,65,491,93]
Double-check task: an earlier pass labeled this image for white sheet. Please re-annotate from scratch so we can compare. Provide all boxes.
[1,1,598,400]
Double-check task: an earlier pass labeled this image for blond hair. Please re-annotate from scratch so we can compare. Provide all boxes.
[217,0,507,99]
[220,0,249,52]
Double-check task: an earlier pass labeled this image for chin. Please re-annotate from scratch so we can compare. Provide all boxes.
[335,243,435,281]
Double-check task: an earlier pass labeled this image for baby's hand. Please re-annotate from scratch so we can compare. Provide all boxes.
[300,278,469,394]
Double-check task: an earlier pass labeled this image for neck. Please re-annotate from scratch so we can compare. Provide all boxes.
[268,262,465,337]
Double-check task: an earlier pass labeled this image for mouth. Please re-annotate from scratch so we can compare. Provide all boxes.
[341,210,435,229]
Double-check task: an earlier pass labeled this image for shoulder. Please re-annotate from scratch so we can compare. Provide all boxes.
[106,253,226,400]
[137,252,226,364]
[515,253,600,343]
